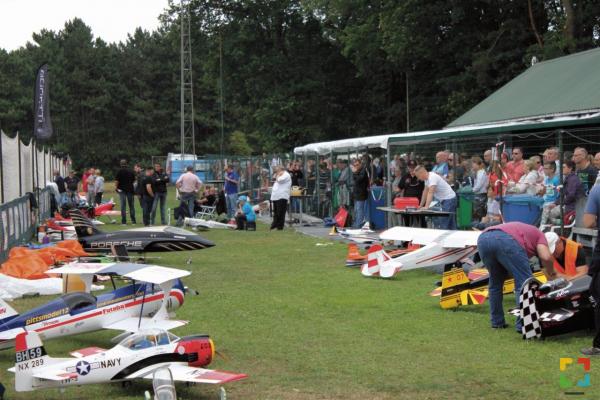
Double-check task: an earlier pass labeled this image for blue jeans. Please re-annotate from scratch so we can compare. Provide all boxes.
[291,197,301,213]
[477,230,533,330]
[142,195,153,226]
[119,191,136,224]
[434,197,457,230]
[226,193,238,218]
[353,200,367,228]
[151,192,167,225]
[180,192,196,219]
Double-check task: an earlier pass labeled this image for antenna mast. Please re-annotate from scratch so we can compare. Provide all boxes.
[180,0,195,159]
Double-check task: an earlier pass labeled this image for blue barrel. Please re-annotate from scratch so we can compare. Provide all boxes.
[501,195,545,225]
[369,186,386,229]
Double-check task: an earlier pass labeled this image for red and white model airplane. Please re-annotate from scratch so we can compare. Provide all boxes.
[0,262,190,349]
[361,226,480,278]
[9,328,247,392]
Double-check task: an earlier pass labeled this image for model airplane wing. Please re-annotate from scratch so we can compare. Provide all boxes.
[122,266,191,284]
[103,317,188,333]
[49,263,190,293]
[134,364,247,384]
[380,226,480,248]
[0,327,25,341]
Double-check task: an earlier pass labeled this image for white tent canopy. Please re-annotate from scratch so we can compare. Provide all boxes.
[293,111,600,156]
[293,134,398,156]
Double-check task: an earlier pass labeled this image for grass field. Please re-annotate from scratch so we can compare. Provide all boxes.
[0,188,598,399]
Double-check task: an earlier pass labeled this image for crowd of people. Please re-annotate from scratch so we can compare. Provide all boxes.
[52,167,104,208]
[279,145,600,230]
[389,145,599,230]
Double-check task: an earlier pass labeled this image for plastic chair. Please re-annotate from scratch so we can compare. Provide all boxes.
[540,210,576,239]
[195,205,217,220]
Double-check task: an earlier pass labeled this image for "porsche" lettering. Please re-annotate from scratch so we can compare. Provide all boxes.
[90,241,143,248]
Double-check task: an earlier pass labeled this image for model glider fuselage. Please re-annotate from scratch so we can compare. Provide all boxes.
[0,280,185,349]
[11,329,247,391]
[69,209,215,252]
[78,227,215,252]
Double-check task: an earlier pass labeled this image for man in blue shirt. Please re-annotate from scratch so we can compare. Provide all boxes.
[235,195,256,230]
[224,164,239,218]
[582,185,600,355]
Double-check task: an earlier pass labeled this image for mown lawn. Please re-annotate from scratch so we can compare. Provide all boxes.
[0,187,598,399]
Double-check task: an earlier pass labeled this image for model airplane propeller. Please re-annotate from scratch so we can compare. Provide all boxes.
[9,328,247,392]
[0,262,191,350]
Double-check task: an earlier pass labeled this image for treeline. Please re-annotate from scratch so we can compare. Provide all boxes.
[0,0,598,174]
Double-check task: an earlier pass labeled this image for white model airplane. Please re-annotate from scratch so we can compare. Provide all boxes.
[0,262,190,349]
[334,222,380,244]
[361,226,480,278]
[184,217,235,230]
[9,328,247,392]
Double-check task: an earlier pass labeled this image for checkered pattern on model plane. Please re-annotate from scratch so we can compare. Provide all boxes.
[519,282,542,340]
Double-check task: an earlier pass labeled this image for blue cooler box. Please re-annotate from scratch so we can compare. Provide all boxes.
[501,195,545,225]
[369,186,386,230]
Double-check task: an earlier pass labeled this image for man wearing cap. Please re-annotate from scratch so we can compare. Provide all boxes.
[545,232,588,279]
[477,222,557,330]
[581,183,600,355]
[235,195,256,230]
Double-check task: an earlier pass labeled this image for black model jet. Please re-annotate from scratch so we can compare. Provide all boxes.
[511,275,594,339]
[68,209,215,252]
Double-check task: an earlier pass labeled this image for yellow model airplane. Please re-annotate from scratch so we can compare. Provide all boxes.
[431,264,547,309]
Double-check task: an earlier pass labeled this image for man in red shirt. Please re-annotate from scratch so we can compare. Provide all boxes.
[505,147,525,182]
[477,222,556,331]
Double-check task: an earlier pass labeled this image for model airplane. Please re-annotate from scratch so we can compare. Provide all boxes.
[345,243,418,267]
[361,226,480,278]
[510,275,594,339]
[69,209,214,252]
[9,328,247,392]
[184,217,235,230]
[0,262,190,350]
[333,222,380,244]
[433,264,547,309]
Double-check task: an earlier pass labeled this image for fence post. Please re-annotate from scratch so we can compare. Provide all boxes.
[18,136,22,197]
[0,130,4,204]
[558,130,564,236]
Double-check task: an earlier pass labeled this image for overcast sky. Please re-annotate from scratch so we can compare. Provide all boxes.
[0,0,170,51]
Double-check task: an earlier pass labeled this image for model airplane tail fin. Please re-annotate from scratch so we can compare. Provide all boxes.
[69,208,101,237]
[14,331,57,391]
[361,245,402,278]
[0,298,19,325]
[439,264,472,309]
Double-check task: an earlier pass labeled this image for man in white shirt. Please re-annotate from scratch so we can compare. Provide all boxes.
[176,166,202,218]
[415,165,457,230]
[271,165,291,230]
